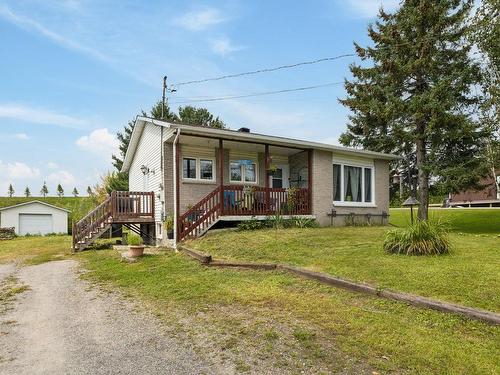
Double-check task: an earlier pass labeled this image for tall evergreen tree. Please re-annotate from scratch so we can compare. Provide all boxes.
[178,106,226,129]
[471,0,500,198]
[24,186,31,197]
[339,0,484,219]
[56,184,64,197]
[72,187,79,197]
[40,181,49,197]
[86,186,93,196]
[7,184,14,197]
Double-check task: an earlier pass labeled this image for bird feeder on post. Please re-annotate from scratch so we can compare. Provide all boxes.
[402,197,420,225]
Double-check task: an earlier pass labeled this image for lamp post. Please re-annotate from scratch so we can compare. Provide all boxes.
[402,196,420,225]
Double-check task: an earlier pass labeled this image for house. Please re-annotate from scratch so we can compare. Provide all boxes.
[448,171,500,207]
[117,117,398,244]
[0,201,69,235]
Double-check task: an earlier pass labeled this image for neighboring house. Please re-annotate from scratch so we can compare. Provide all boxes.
[0,201,69,235]
[449,171,500,207]
[116,116,397,245]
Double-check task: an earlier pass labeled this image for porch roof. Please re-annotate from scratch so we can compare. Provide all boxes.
[122,116,399,172]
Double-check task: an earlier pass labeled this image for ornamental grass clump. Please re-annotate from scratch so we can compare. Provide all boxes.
[383,220,451,256]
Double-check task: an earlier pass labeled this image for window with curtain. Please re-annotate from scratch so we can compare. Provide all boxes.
[344,166,362,202]
[364,168,372,202]
[333,163,374,204]
[333,164,341,201]
[230,160,257,183]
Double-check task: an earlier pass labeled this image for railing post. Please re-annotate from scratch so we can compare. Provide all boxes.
[151,191,155,220]
[308,149,313,214]
[264,144,270,213]
[219,139,224,214]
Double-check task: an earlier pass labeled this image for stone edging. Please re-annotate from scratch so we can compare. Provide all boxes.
[178,245,500,325]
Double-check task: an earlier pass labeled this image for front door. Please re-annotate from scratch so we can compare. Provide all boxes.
[269,165,289,188]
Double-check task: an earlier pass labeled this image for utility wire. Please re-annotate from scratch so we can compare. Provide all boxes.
[170,81,344,104]
[174,54,355,87]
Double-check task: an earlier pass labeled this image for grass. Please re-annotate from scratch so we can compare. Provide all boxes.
[189,209,500,312]
[76,249,499,374]
[1,208,499,373]
[390,208,500,234]
[0,235,72,265]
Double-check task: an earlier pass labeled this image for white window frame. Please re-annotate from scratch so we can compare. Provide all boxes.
[229,159,258,184]
[182,157,215,183]
[333,161,376,207]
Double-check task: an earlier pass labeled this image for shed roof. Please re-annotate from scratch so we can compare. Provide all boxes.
[0,200,71,213]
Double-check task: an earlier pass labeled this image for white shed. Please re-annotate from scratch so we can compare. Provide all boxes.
[0,201,69,235]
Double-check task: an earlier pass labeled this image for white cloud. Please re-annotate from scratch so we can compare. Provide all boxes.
[0,103,89,128]
[210,37,244,56]
[0,4,109,62]
[47,161,59,169]
[342,0,400,18]
[174,7,225,31]
[13,133,29,140]
[75,128,119,158]
[0,160,40,180]
[47,170,76,186]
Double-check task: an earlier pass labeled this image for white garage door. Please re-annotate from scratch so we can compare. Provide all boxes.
[19,214,53,235]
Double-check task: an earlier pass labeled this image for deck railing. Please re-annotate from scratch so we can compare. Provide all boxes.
[222,185,310,216]
[178,185,311,241]
[72,191,155,251]
[112,191,155,221]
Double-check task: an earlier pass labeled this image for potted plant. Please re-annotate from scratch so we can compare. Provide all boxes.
[164,215,174,239]
[128,234,144,257]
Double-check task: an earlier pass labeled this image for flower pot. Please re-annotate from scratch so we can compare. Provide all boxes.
[167,230,174,239]
[129,245,145,257]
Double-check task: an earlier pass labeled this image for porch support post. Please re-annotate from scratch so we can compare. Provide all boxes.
[175,138,180,242]
[219,139,224,214]
[308,149,313,214]
[264,144,270,213]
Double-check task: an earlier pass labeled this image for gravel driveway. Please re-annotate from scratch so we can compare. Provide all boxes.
[0,260,213,375]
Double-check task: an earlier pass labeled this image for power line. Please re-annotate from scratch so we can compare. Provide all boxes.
[170,81,344,104]
[174,54,355,87]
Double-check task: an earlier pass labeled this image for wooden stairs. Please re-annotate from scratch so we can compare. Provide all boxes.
[72,191,155,252]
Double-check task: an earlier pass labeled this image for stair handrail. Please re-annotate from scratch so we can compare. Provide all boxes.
[179,185,222,240]
[73,195,113,249]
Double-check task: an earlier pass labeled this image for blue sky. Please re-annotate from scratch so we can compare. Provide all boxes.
[0,0,399,196]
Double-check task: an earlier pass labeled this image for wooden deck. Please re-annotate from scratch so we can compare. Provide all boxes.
[72,191,155,251]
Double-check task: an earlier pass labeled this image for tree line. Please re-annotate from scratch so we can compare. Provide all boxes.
[6,183,94,198]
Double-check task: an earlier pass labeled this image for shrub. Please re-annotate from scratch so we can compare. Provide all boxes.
[127,234,144,246]
[383,220,451,256]
[238,218,263,231]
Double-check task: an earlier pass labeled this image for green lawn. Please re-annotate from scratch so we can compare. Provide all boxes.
[189,210,500,312]
[78,249,499,375]
[390,208,500,233]
[0,235,72,265]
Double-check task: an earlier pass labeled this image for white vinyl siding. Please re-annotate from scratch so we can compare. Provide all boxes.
[129,124,172,236]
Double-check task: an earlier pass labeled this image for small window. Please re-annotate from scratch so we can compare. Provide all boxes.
[333,164,341,201]
[200,159,214,180]
[183,158,196,179]
[230,160,257,183]
[272,168,283,188]
[364,168,372,202]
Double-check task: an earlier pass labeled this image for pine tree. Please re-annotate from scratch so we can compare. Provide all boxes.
[56,184,64,197]
[7,184,14,197]
[86,186,93,196]
[72,187,79,197]
[339,0,484,220]
[24,186,31,197]
[40,181,49,197]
